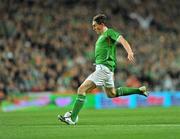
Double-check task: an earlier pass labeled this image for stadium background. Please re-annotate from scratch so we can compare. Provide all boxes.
[0,0,179,94]
[0,0,180,139]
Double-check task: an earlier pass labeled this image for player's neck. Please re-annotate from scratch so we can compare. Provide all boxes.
[101,26,108,34]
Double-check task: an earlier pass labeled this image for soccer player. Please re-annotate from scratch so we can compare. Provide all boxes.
[58,14,148,125]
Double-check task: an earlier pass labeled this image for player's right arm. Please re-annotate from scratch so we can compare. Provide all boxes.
[108,28,135,63]
[117,36,135,64]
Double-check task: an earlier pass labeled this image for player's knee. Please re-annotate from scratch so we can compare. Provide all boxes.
[77,85,87,95]
[107,93,113,98]
[107,92,116,98]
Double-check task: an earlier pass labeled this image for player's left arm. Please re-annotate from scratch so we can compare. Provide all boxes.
[117,36,135,63]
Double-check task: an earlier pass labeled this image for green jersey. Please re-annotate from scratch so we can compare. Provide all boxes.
[95,28,121,72]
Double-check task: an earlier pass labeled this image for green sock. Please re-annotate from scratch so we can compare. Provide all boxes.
[71,94,86,122]
[116,87,141,96]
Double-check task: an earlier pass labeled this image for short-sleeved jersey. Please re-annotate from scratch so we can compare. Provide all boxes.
[95,28,121,72]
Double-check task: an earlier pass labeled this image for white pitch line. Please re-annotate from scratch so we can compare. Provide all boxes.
[124,124,180,127]
[80,124,180,127]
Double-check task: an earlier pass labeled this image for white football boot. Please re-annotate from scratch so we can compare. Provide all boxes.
[139,86,149,97]
[58,115,76,125]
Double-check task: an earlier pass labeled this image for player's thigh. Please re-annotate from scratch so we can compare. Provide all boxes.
[78,80,96,95]
[104,87,116,98]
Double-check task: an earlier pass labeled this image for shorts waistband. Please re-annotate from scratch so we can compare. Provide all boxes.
[95,64,112,73]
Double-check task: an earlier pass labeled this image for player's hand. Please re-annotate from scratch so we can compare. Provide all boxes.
[127,52,135,64]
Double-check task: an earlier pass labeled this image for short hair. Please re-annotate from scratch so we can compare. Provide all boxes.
[93,14,107,25]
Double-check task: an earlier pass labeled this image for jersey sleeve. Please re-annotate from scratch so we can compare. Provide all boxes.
[107,29,121,42]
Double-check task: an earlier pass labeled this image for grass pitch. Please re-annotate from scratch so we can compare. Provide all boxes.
[0,107,180,139]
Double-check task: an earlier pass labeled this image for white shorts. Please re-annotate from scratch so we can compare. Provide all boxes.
[86,64,114,88]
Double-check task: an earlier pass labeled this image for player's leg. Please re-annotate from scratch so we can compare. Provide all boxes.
[59,65,110,124]
[71,65,107,122]
[59,79,96,124]
[104,86,148,98]
[116,86,148,97]
[104,72,148,97]
[71,80,96,122]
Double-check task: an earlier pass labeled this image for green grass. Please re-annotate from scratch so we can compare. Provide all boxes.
[0,107,180,139]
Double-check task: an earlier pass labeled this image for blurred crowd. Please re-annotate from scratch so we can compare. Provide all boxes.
[0,0,179,97]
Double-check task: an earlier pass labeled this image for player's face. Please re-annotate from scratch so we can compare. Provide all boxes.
[92,21,104,34]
